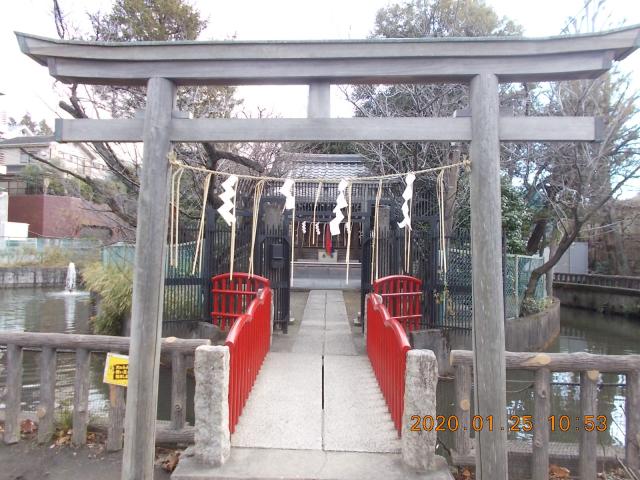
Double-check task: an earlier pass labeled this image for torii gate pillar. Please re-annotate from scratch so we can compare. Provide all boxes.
[122,77,176,479]
[469,73,508,479]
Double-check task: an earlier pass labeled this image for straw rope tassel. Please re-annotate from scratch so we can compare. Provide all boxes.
[248,180,265,277]
[406,198,412,273]
[437,170,448,280]
[290,192,296,284]
[345,182,353,284]
[372,179,383,283]
[169,167,180,268]
[174,168,184,268]
[436,170,448,318]
[191,172,212,275]
[229,184,239,280]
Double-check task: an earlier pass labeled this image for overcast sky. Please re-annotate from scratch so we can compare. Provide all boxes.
[1,0,639,122]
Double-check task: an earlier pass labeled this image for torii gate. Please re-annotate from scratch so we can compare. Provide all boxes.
[16,26,640,479]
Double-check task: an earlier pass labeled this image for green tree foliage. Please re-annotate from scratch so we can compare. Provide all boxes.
[501,179,532,254]
[372,0,521,37]
[448,175,533,254]
[8,113,53,135]
[89,0,205,41]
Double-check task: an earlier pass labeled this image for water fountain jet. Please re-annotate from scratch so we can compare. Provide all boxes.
[65,262,76,292]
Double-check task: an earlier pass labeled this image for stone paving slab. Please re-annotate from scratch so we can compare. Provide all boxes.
[292,290,357,356]
[173,448,453,480]
[231,352,322,450]
[323,355,401,453]
[323,332,357,356]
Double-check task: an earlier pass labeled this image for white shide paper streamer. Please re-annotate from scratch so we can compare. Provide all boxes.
[329,179,349,236]
[397,173,416,230]
[217,175,238,226]
[279,178,295,210]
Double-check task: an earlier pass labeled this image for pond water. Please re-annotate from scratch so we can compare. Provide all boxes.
[0,288,188,423]
[1,287,638,444]
[438,307,640,449]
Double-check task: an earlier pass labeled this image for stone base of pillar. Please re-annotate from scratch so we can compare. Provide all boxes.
[402,349,438,470]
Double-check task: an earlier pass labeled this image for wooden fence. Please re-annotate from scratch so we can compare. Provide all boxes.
[554,273,640,291]
[0,332,208,449]
[450,350,640,479]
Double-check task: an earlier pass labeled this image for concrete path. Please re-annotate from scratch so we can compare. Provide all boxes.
[230,352,323,450]
[231,290,400,453]
[174,448,452,480]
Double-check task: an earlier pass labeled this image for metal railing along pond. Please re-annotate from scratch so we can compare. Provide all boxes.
[554,273,640,291]
[0,332,207,448]
[0,237,100,266]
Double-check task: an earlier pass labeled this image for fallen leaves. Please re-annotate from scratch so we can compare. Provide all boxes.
[454,467,475,480]
[549,464,571,479]
[53,428,72,447]
[20,419,38,435]
[155,447,181,473]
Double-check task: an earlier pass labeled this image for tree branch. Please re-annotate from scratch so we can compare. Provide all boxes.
[59,99,140,191]
[201,142,266,173]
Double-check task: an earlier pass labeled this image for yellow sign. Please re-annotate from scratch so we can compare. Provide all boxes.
[103,353,129,387]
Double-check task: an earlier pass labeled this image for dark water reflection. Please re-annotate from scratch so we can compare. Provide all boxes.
[438,307,640,449]
[0,288,186,423]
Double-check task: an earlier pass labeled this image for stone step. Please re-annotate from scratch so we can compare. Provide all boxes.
[172,447,453,480]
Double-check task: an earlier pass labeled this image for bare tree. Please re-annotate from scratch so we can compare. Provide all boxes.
[341,0,523,235]
[46,0,280,227]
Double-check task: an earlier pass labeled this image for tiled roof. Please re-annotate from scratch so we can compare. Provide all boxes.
[281,153,371,180]
[0,135,55,147]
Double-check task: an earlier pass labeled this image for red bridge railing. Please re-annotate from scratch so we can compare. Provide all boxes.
[211,273,270,330]
[366,293,411,435]
[225,283,272,433]
[373,275,423,332]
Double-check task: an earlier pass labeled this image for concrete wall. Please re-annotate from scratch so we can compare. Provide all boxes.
[411,299,561,369]
[0,266,68,288]
[8,195,44,234]
[504,297,561,351]
[554,283,640,317]
[555,241,588,274]
[0,192,8,224]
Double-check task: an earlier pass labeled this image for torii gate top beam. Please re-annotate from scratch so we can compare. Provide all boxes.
[15,25,640,86]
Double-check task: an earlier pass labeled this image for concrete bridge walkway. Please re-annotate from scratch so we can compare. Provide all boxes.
[231,290,400,453]
[174,290,451,479]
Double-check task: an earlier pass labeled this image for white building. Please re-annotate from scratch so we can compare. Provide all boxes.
[0,136,108,194]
